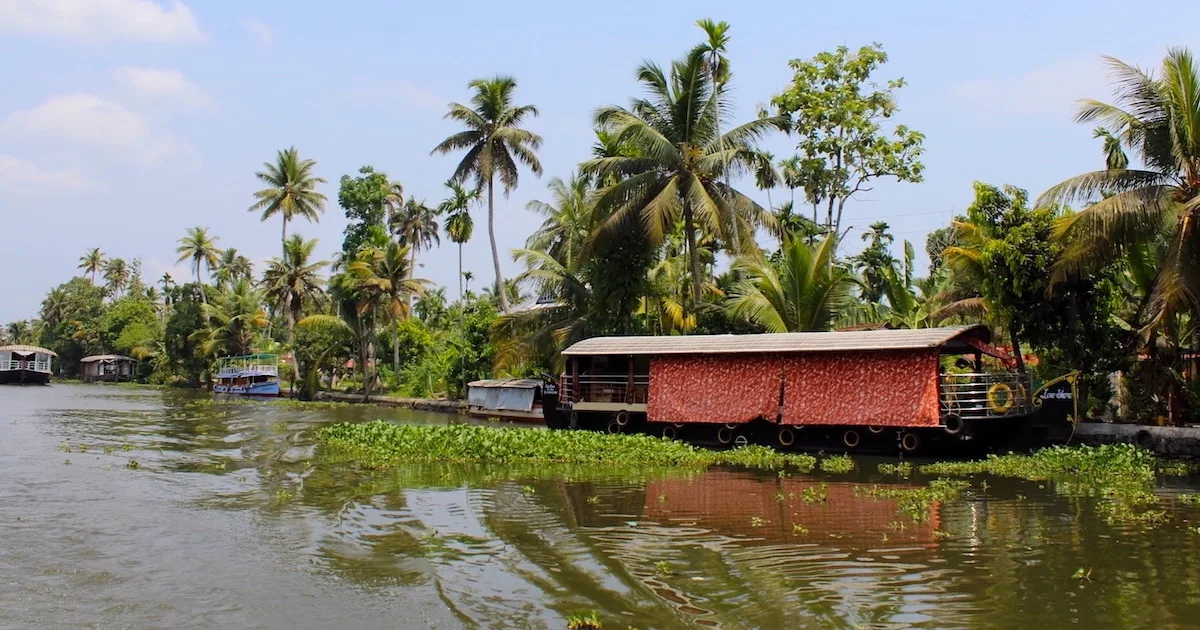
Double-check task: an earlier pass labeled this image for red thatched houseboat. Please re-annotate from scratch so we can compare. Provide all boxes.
[545,325,1076,453]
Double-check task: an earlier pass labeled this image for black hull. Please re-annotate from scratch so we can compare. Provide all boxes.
[0,370,51,385]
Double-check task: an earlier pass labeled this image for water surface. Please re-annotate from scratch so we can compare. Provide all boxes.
[2,384,1199,629]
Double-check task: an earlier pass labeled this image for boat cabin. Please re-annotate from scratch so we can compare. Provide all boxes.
[467,378,553,421]
[0,345,57,385]
[80,354,136,382]
[213,353,281,397]
[552,325,1039,450]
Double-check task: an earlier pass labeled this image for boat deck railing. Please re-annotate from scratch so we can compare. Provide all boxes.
[561,374,650,405]
[1,360,51,373]
[940,372,1035,419]
[217,363,279,377]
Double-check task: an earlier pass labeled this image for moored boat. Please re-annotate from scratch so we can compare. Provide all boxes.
[0,345,56,385]
[213,353,281,397]
[467,377,555,421]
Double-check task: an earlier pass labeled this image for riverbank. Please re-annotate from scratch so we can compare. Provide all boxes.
[310,390,465,414]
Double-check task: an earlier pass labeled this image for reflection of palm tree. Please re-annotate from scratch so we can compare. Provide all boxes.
[432,76,543,314]
[176,226,220,303]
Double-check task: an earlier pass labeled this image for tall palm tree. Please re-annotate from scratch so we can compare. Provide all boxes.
[249,146,328,257]
[214,247,253,289]
[78,248,104,284]
[262,234,329,378]
[1093,127,1129,171]
[432,76,544,313]
[194,279,269,357]
[390,198,440,271]
[697,18,735,247]
[753,150,779,210]
[175,226,221,303]
[159,273,174,292]
[727,235,857,332]
[525,173,593,266]
[347,241,431,380]
[384,180,405,225]
[1039,48,1200,332]
[102,258,130,298]
[580,45,785,309]
[438,180,479,299]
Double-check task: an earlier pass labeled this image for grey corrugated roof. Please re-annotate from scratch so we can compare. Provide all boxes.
[468,378,544,389]
[0,344,58,357]
[80,355,136,363]
[562,325,989,357]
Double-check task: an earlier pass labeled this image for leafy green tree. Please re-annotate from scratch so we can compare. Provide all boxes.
[5,320,35,344]
[37,277,105,374]
[727,235,857,332]
[525,173,593,268]
[445,295,499,396]
[262,234,329,378]
[78,248,104,284]
[1039,48,1200,334]
[293,314,354,399]
[194,279,269,357]
[100,296,159,363]
[439,180,479,299]
[581,44,784,310]
[347,241,431,381]
[175,226,220,303]
[772,43,925,234]
[102,257,130,298]
[161,284,208,385]
[214,247,253,289]
[249,146,328,257]
[432,76,544,313]
[848,221,897,303]
[337,166,391,256]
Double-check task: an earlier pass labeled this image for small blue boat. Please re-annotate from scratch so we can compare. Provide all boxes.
[213,353,281,397]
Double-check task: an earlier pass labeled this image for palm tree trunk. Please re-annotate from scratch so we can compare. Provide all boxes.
[458,243,464,300]
[684,203,702,313]
[487,176,511,313]
[766,189,773,212]
[393,320,400,378]
[195,260,207,304]
[286,301,299,393]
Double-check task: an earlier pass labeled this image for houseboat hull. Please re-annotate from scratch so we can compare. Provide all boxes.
[0,369,51,385]
[213,381,280,397]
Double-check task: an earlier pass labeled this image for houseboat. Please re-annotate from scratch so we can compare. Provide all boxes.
[80,354,136,382]
[545,325,1078,453]
[467,378,555,421]
[0,345,56,385]
[213,353,280,397]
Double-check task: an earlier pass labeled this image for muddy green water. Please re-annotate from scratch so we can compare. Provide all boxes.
[4,384,1200,629]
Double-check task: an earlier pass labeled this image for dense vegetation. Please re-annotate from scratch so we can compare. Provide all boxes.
[4,26,1199,422]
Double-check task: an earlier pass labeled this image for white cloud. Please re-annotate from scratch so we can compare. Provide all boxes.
[0,0,205,44]
[1,93,189,164]
[110,66,212,109]
[0,154,95,194]
[239,17,274,46]
[947,57,1109,118]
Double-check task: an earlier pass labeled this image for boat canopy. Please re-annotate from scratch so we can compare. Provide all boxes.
[80,354,135,363]
[221,353,278,360]
[467,378,543,412]
[561,325,992,357]
[0,345,57,357]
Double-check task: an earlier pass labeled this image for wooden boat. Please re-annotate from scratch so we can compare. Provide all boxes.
[0,345,56,385]
[80,354,136,382]
[213,353,280,397]
[467,378,554,421]
[543,325,1078,453]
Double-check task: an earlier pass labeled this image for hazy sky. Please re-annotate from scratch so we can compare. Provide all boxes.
[2,0,1196,323]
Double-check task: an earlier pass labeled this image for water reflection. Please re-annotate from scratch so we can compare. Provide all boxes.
[3,384,1200,629]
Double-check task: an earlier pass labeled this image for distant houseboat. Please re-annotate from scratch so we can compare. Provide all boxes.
[467,378,554,421]
[0,345,56,385]
[80,354,136,382]
[213,353,280,397]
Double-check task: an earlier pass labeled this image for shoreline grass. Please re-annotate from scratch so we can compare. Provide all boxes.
[316,421,818,471]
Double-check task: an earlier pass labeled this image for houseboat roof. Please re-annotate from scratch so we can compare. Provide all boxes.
[80,354,135,363]
[0,344,57,357]
[562,325,990,357]
[468,378,544,390]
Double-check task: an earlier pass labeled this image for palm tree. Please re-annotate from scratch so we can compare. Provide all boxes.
[1039,48,1200,332]
[727,235,857,332]
[249,146,328,257]
[262,235,329,379]
[390,198,440,271]
[580,45,785,309]
[347,241,431,382]
[175,226,221,303]
[697,18,735,247]
[432,76,544,313]
[384,180,405,224]
[525,173,593,266]
[78,248,104,284]
[160,273,174,292]
[439,180,479,299]
[1093,127,1129,171]
[214,247,253,289]
[849,221,898,303]
[753,150,779,210]
[102,258,130,298]
[6,320,32,345]
[194,279,269,357]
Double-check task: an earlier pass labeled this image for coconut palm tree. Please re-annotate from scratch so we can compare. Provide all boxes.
[525,173,593,267]
[1093,127,1130,171]
[160,273,174,292]
[175,226,220,303]
[102,258,130,298]
[1038,48,1200,332]
[580,45,785,309]
[347,240,431,381]
[439,180,479,299]
[249,146,328,257]
[727,235,857,332]
[753,150,779,210]
[432,76,543,313]
[194,279,269,357]
[262,234,329,377]
[78,248,104,284]
[214,247,254,289]
[390,198,440,271]
[383,180,405,224]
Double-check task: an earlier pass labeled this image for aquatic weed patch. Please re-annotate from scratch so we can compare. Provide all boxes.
[855,479,969,522]
[919,444,1169,525]
[316,421,816,471]
[818,454,854,473]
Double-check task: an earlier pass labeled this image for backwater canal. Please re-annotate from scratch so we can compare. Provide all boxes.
[3,384,1200,629]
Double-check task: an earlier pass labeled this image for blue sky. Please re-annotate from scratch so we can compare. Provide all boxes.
[1,0,1196,323]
